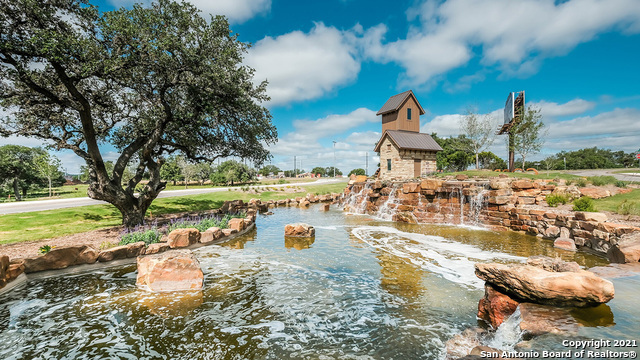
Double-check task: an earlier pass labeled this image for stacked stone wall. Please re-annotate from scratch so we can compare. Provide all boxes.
[343,176,640,262]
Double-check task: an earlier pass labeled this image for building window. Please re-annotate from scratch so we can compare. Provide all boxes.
[407,108,412,120]
[387,159,391,171]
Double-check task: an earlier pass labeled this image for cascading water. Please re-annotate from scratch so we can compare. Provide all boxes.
[468,189,488,225]
[486,307,524,350]
[375,184,400,221]
[343,182,371,215]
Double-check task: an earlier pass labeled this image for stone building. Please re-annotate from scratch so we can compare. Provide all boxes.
[374,90,442,180]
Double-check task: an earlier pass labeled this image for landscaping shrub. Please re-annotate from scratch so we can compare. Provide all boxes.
[587,175,617,186]
[167,213,245,233]
[545,194,569,207]
[573,196,597,212]
[278,179,287,184]
[616,200,640,216]
[119,225,162,246]
[575,178,588,187]
[39,245,53,254]
[615,180,627,188]
[565,179,573,186]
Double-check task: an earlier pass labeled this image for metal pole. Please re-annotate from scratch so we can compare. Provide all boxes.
[564,157,566,170]
[333,141,336,177]
[294,156,296,178]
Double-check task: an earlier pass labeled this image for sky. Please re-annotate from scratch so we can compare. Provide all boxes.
[4,0,640,174]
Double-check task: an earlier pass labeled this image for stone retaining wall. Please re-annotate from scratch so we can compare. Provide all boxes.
[342,176,640,263]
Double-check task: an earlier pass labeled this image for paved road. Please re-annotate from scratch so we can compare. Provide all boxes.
[567,169,640,182]
[0,178,347,215]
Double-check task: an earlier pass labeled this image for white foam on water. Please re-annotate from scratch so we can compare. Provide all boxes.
[351,226,525,288]
[486,307,523,350]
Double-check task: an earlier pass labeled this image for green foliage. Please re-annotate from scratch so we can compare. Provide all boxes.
[259,165,282,177]
[278,179,287,184]
[575,178,588,187]
[210,160,257,185]
[615,180,627,188]
[119,227,162,246]
[348,168,366,176]
[546,194,569,207]
[573,196,597,212]
[431,133,475,171]
[38,245,53,254]
[167,213,245,233]
[587,176,618,186]
[160,155,183,184]
[616,200,640,216]
[323,167,343,177]
[547,148,638,170]
[478,151,507,170]
[459,109,496,169]
[0,0,277,226]
[0,145,64,200]
[311,167,327,176]
[510,106,546,169]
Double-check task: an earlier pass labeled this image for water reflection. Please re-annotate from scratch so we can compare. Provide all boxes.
[284,236,315,250]
[138,291,204,317]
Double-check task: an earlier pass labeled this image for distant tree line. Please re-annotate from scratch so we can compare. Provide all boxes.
[0,145,65,200]
[531,148,639,170]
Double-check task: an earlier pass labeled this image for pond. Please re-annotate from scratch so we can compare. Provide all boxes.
[0,204,637,359]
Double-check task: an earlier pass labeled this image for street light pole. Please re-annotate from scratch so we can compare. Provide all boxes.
[333,141,336,177]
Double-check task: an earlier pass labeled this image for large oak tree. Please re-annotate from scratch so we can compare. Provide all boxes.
[0,0,277,226]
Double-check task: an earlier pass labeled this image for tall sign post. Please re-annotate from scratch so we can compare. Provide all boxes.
[497,91,525,172]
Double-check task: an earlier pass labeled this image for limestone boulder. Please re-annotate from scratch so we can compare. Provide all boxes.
[299,199,310,208]
[228,218,245,232]
[455,174,469,181]
[607,232,640,263]
[554,237,577,251]
[518,303,579,338]
[323,203,330,211]
[421,178,443,190]
[167,228,201,248]
[575,211,607,223]
[200,227,223,244]
[579,187,611,199]
[402,182,421,193]
[526,256,581,273]
[355,175,368,183]
[511,180,534,190]
[477,283,519,328]
[284,223,315,237]
[136,250,203,292]
[489,179,510,190]
[475,262,614,307]
[221,228,237,237]
[24,245,100,273]
[7,262,25,282]
[97,245,129,262]
[0,255,8,287]
[145,242,171,255]
[126,241,146,257]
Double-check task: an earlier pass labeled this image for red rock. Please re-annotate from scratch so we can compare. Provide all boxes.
[299,200,311,208]
[284,223,315,237]
[403,182,421,193]
[228,218,245,232]
[323,203,330,211]
[24,245,100,272]
[574,211,607,222]
[221,228,238,237]
[126,241,146,257]
[136,249,203,292]
[167,228,201,248]
[519,303,579,337]
[579,187,611,199]
[7,263,24,281]
[456,174,469,181]
[554,237,577,251]
[200,227,223,244]
[477,283,520,328]
[145,242,171,255]
[475,262,614,307]
[97,245,129,262]
[607,233,640,263]
[421,179,443,190]
[511,180,534,190]
[0,255,8,287]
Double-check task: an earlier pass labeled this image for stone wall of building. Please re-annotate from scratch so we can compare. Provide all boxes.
[378,137,438,180]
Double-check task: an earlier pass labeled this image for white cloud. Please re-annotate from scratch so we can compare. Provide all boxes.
[110,0,270,23]
[364,0,640,87]
[245,23,361,106]
[532,99,596,117]
[268,108,380,173]
[547,107,640,140]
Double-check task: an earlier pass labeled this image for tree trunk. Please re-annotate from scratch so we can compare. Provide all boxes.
[12,178,22,201]
[522,157,526,170]
[120,205,147,228]
[476,153,479,170]
[48,177,52,197]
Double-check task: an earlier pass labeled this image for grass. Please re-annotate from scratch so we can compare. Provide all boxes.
[435,170,582,181]
[612,169,640,174]
[0,180,347,245]
[593,189,640,215]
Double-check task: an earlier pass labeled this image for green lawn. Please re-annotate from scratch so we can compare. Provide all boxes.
[593,189,640,215]
[0,180,347,245]
[435,170,582,181]
[612,169,640,174]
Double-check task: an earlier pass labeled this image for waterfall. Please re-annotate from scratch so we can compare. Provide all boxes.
[375,184,400,221]
[468,189,488,225]
[486,307,523,350]
[343,182,372,215]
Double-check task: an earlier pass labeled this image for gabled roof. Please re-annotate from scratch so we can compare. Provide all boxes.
[376,90,426,116]
[374,130,443,152]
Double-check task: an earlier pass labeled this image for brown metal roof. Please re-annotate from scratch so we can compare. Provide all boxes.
[376,90,426,116]
[374,130,443,152]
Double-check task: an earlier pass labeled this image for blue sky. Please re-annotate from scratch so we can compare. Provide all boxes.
[5,0,640,173]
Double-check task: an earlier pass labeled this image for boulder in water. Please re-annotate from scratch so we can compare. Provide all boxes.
[167,228,200,248]
[477,283,520,328]
[475,262,614,307]
[136,249,203,292]
[284,223,315,237]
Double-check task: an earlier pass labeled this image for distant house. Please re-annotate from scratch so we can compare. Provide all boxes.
[374,90,442,180]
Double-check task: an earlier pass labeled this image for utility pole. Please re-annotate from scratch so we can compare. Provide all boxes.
[564,157,566,170]
[333,141,337,177]
[293,156,296,178]
[365,152,368,176]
